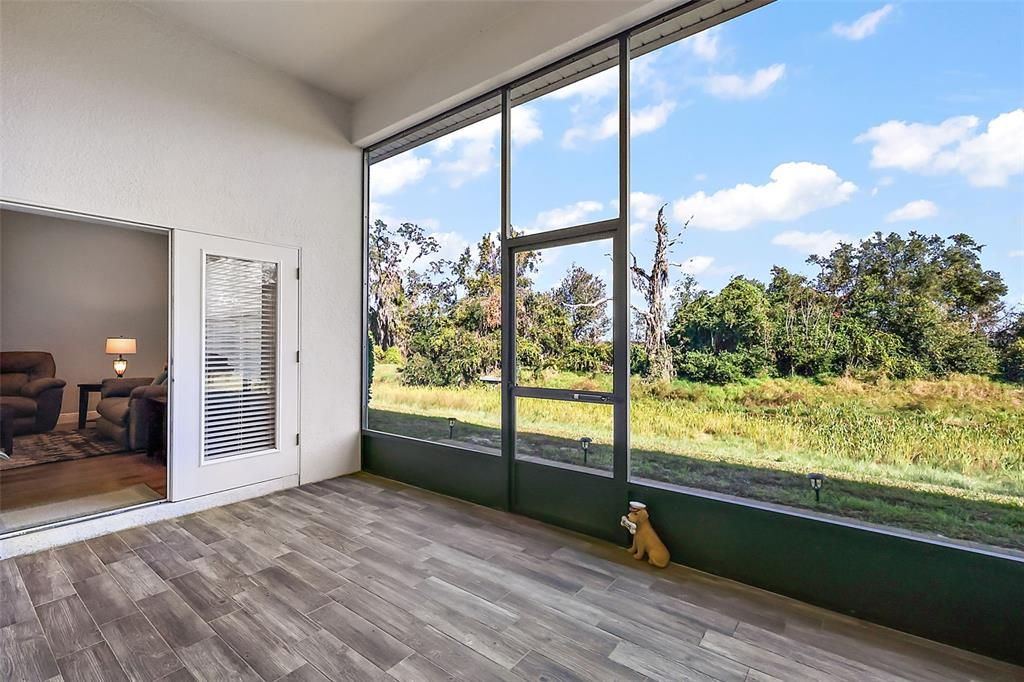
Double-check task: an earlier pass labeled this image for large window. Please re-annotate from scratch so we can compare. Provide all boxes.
[626,3,1023,552]
[366,96,503,453]
[365,1,1024,554]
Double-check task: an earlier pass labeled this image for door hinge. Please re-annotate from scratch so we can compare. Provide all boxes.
[296,267,300,280]
[296,350,300,363]
[296,433,301,446]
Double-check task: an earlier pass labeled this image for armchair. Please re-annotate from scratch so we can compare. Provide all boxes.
[0,351,67,435]
[96,374,168,450]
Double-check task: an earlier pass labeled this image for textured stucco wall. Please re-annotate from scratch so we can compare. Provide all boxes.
[1,210,169,416]
[0,1,363,483]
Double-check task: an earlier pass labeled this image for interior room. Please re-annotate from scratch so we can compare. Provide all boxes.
[1,209,169,533]
[0,1,1020,681]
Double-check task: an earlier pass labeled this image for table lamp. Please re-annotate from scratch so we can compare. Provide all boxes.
[105,336,137,377]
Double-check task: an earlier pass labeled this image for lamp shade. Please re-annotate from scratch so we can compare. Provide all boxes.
[105,337,137,355]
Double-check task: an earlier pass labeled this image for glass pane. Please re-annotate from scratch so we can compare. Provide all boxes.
[366,97,502,454]
[516,397,612,473]
[627,4,1024,554]
[515,239,613,390]
[511,42,619,233]
[203,255,278,460]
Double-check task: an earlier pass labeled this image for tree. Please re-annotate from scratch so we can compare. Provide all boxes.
[631,206,686,381]
[367,219,440,353]
[553,263,611,342]
[809,231,1005,376]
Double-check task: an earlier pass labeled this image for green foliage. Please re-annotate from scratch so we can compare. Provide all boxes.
[1001,339,1024,384]
[374,345,404,365]
[366,330,375,402]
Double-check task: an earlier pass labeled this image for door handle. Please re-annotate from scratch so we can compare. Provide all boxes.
[573,393,610,402]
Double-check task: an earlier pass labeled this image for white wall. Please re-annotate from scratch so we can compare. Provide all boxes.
[1,210,169,415]
[0,1,363,483]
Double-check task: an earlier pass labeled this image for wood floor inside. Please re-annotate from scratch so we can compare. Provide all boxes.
[1,451,166,511]
[1,473,1019,682]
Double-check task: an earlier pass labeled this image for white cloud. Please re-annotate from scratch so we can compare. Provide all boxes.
[704,64,785,99]
[631,101,678,136]
[370,152,431,197]
[534,200,604,231]
[630,191,664,233]
[695,173,708,182]
[680,256,715,275]
[689,29,720,62]
[885,199,939,223]
[562,101,676,148]
[549,68,618,101]
[673,162,857,231]
[855,109,1024,187]
[772,230,851,256]
[1008,250,1023,258]
[432,106,542,187]
[832,4,894,41]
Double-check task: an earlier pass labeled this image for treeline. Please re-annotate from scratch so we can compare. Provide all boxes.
[367,216,1023,387]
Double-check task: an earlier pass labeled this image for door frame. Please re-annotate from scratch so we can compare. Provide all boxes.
[499,36,632,531]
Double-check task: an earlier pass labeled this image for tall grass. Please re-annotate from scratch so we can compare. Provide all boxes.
[369,365,1024,502]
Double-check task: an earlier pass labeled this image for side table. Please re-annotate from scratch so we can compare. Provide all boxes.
[77,382,104,429]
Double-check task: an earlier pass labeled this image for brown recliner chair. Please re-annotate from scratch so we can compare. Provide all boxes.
[95,370,167,450]
[0,351,68,435]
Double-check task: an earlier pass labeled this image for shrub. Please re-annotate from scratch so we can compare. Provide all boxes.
[374,345,404,365]
[675,350,745,385]
[1000,338,1024,384]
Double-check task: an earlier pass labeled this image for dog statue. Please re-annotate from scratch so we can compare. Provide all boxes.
[620,502,670,568]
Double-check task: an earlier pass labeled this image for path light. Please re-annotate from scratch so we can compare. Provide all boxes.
[580,437,592,465]
[807,472,826,502]
[447,417,456,439]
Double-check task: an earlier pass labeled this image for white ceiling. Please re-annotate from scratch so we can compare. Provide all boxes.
[144,1,565,103]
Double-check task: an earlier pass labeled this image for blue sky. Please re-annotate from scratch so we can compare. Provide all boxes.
[370,1,1024,312]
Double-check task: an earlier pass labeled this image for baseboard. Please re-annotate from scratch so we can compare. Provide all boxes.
[0,475,298,557]
[57,410,98,425]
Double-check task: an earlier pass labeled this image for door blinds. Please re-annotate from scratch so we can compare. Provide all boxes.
[203,254,279,460]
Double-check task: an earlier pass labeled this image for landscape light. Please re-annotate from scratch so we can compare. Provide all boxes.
[447,417,456,439]
[580,437,592,464]
[807,472,826,502]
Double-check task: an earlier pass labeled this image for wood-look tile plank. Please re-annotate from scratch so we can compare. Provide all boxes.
[232,585,320,645]
[135,590,214,650]
[117,526,160,550]
[85,534,134,565]
[52,543,106,584]
[700,630,835,682]
[209,538,275,576]
[291,629,392,682]
[176,517,225,546]
[133,544,192,582]
[0,557,36,628]
[187,555,254,597]
[250,565,330,614]
[278,663,331,682]
[100,613,183,682]
[388,654,457,682]
[35,595,104,659]
[56,641,128,682]
[209,609,305,681]
[0,618,60,682]
[273,552,345,594]
[415,577,519,630]
[167,571,238,622]
[15,552,75,607]
[107,556,169,602]
[512,651,590,682]
[307,601,413,670]
[610,640,723,682]
[151,527,214,562]
[73,572,138,626]
[176,635,260,682]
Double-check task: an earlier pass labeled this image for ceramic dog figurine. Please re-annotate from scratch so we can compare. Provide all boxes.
[622,502,670,568]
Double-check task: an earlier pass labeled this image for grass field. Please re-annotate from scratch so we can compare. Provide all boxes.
[368,364,1024,550]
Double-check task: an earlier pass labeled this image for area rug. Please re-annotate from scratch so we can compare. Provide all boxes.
[0,484,162,533]
[0,428,127,471]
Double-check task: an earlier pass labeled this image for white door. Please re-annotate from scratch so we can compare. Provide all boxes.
[170,230,299,500]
